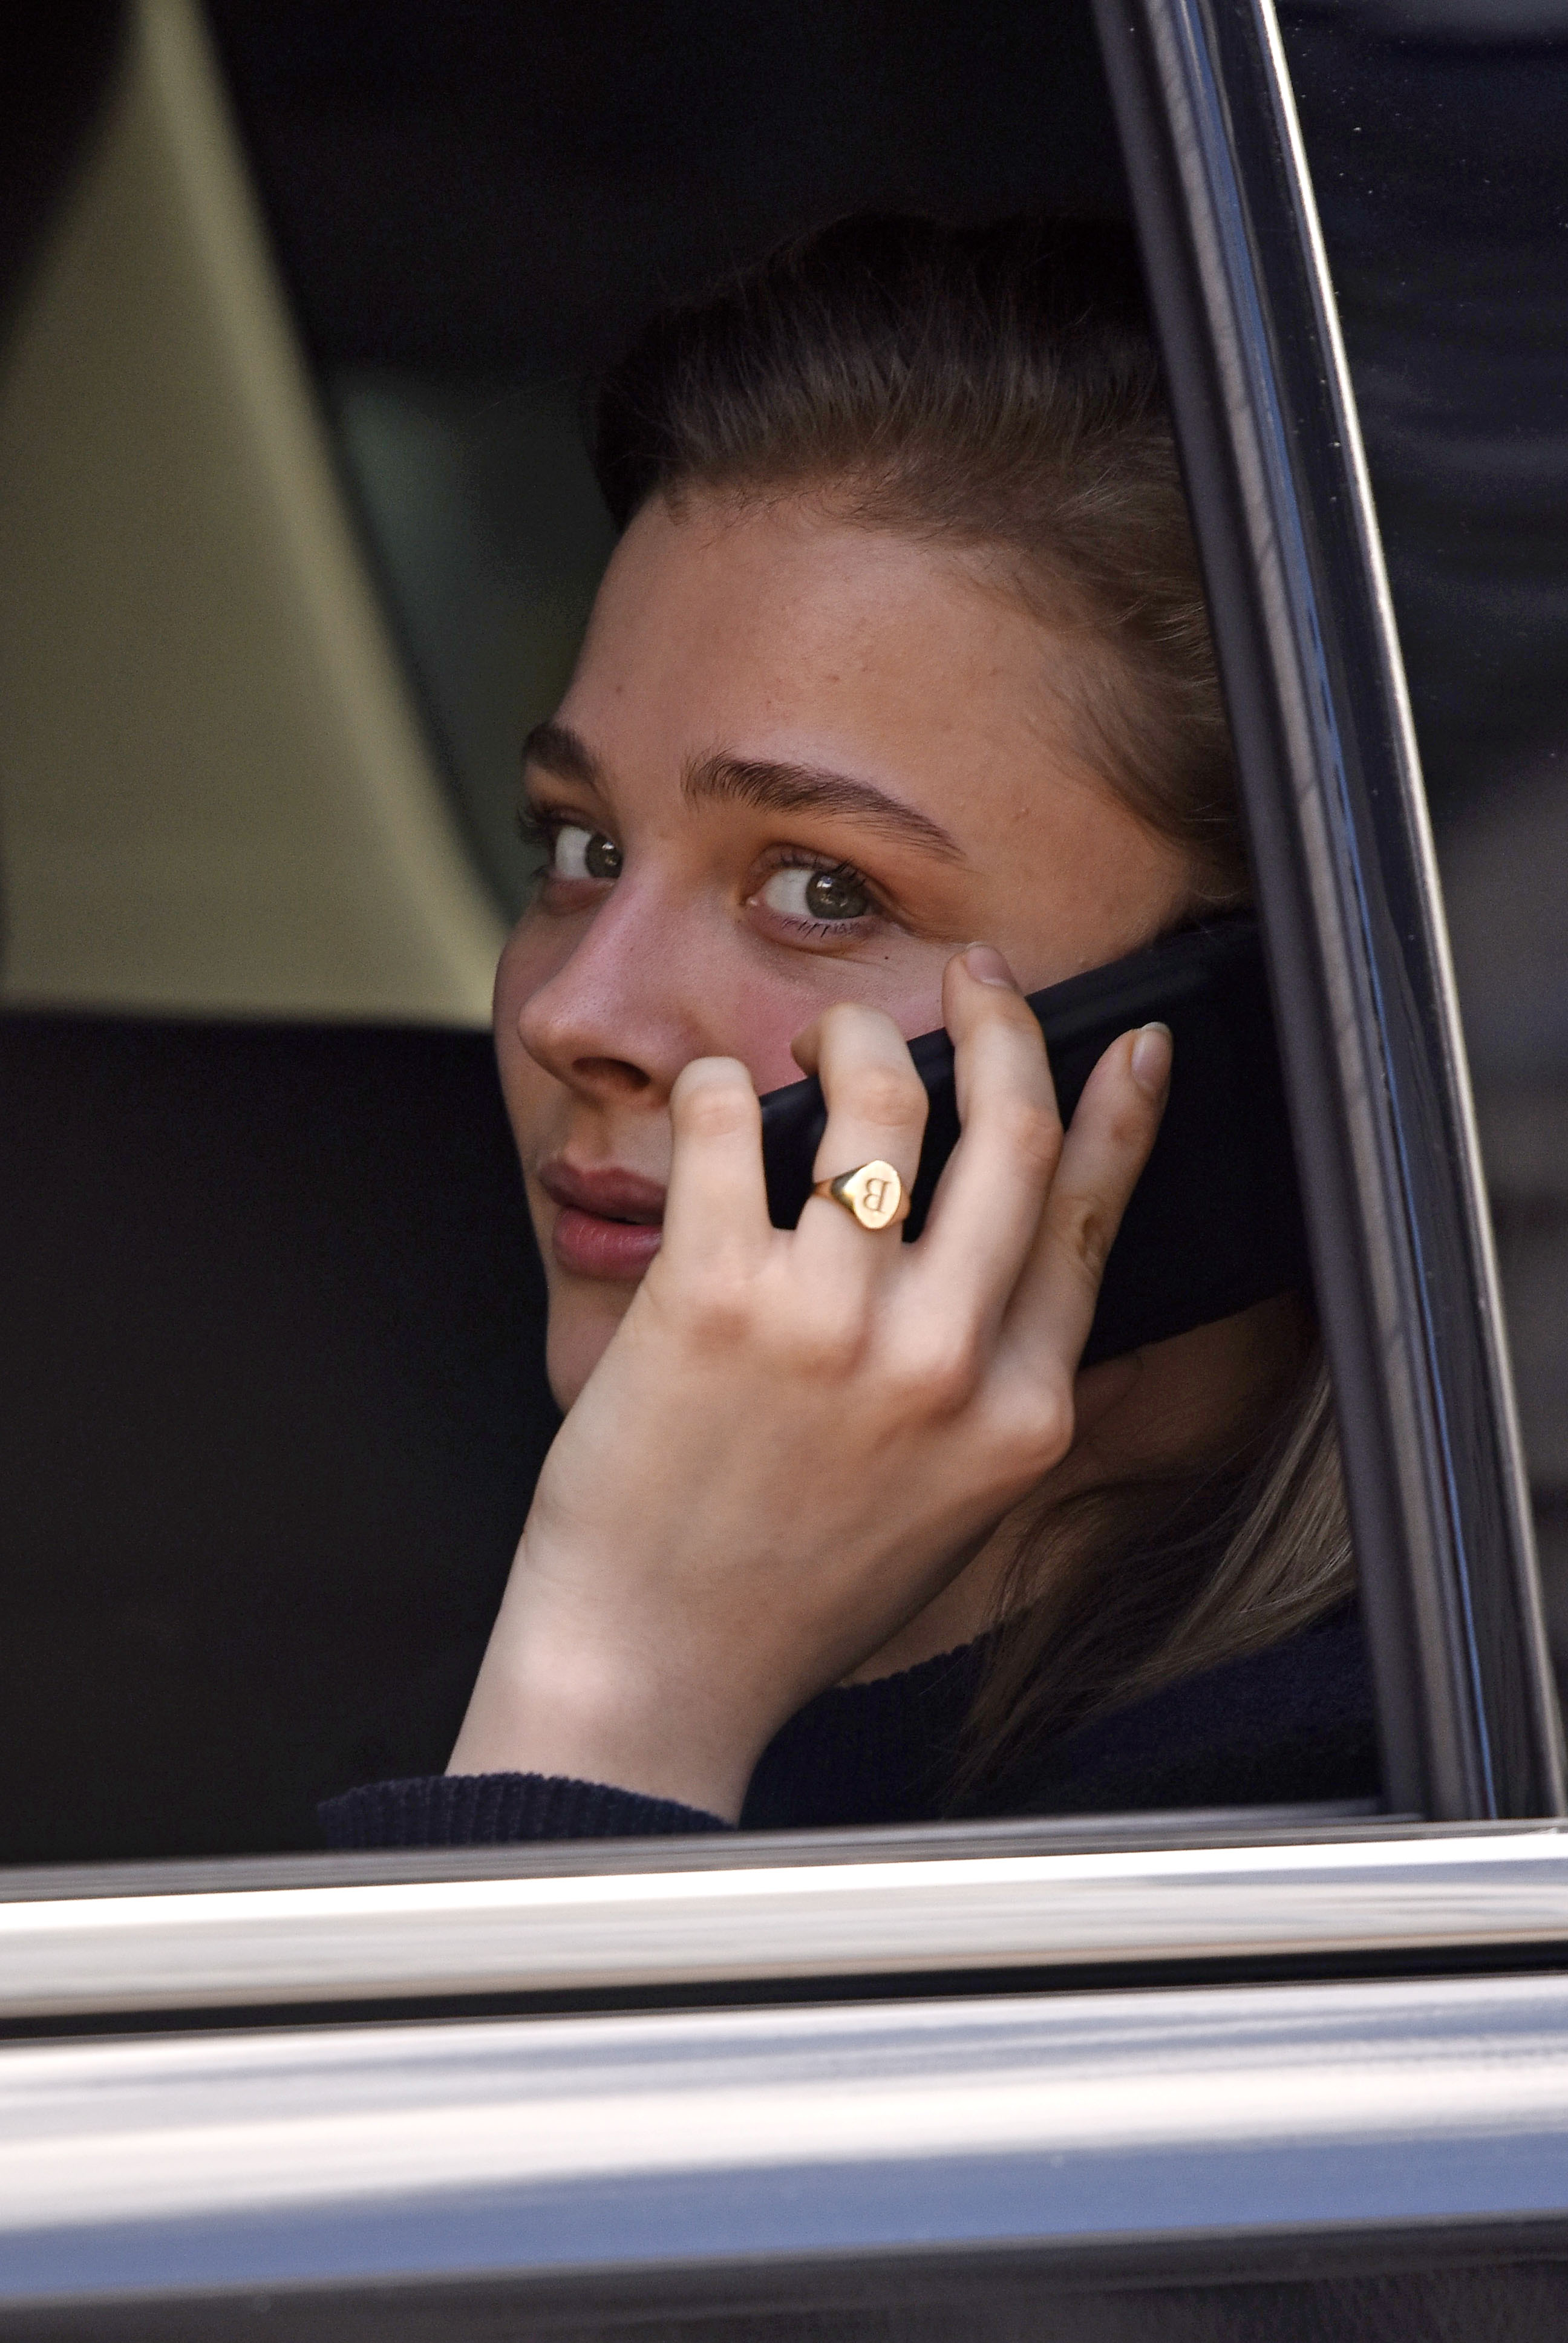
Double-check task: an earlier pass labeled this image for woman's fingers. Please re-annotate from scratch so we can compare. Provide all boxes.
[794,1001,929,1260]
[912,948,1063,1325]
[659,1056,772,1272]
[998,1021,1172,1384]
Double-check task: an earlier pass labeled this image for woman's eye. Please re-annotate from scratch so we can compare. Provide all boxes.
[552,823,621,883]
[757,863,872,924]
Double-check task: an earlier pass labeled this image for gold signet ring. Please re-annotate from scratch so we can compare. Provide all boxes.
[811,1160,910,1232]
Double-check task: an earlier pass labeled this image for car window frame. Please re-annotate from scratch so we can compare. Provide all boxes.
[1093,0,1564,1822]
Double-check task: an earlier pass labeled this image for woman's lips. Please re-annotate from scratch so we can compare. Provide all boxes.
[538,1160,665,1283]
[552,1209,664,1281]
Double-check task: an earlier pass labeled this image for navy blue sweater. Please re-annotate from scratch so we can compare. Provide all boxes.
[320,1604,1376,1848]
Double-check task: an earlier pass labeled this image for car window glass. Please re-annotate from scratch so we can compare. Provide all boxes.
[1282,0,1568,1720]
[0,0,1380,1865]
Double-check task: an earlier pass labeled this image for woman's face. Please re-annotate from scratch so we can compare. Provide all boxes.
[498,492,1195,1406]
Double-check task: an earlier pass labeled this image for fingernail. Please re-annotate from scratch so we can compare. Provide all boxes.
[962,943,1016,990]
[1130,1021,1172,1096]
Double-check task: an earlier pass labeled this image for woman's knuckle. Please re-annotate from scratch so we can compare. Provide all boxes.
[1035,1381,1074,1455]
[1057,1191,1114,1283]
[678,1083,752,1143]
[896,1323,981,1412]
[1111,1091,1156,1150]
[993,1379,1073,1472]
[849,1061,925,1129]
[995,1094,1061,1172]
[786,1292,872,1379]
[680,1268,754,1348]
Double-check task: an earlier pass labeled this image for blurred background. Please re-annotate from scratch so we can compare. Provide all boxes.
[1,0,1564,1854]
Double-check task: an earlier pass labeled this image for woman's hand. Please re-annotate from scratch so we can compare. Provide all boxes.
[449,945,1172,1817]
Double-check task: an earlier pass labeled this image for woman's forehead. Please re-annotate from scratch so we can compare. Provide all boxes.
[557,497,1103,809]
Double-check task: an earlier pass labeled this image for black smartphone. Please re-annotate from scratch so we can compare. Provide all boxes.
[759,913,1310,1366]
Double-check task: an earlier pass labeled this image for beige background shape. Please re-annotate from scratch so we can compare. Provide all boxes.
[0,0,505,1024]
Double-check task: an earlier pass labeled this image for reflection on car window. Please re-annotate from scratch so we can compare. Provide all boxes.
[1285,2,1568,1711]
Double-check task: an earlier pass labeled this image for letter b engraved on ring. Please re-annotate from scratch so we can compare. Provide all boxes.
[818,1160,908,1232]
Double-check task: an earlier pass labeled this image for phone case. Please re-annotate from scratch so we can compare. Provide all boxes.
[759,914,1310,1366]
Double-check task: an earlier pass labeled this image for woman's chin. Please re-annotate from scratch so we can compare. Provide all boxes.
[545,1281,643,1411]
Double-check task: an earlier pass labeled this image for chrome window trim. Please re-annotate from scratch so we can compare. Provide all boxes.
[2,1823,1567,2020]
[1091,0,1564,1816]
[7,1970,1568,2302]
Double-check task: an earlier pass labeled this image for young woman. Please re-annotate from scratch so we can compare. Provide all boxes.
[324,216,1373,1847]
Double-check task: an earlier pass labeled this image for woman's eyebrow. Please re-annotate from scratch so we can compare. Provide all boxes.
[521,720,603,789]
[685,752,965,863]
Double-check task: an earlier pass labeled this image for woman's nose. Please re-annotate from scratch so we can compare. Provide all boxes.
[515,880,716,1106]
